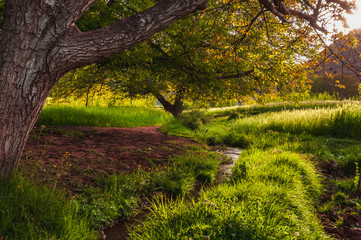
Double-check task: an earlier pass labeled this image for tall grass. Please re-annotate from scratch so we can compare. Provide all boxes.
[0,175,98,240]
[131,151,327,239]
[232,104,361,139]
[38,105,171,127]
[207,100,355,118]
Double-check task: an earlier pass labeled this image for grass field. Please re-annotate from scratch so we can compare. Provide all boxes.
[3,100,361,239]
[37,105,171,127]
[156,100,361,239]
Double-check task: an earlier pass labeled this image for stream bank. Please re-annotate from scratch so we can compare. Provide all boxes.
[103,147,242,240]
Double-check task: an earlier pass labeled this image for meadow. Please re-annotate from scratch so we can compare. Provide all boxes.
[38,104,171,127]
[1,100,361,239]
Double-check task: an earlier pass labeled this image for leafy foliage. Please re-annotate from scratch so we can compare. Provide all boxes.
[110,0,319,106]
[51,0,322,115]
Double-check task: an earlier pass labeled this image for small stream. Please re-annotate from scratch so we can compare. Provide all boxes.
[217,147,242,182]
[102,147,242,240]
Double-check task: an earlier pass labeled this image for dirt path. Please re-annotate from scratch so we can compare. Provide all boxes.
[21,126,200,193]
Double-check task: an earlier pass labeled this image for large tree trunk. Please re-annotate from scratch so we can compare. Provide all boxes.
[0,0,208,178]
[0,1,60,177]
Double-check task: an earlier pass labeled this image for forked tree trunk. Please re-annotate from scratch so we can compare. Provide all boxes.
[0,0,208,178]
[153,92,184,118]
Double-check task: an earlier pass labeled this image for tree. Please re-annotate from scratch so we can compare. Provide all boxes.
[310,29,361,98]
[310,74,359,98]
[55,0,327,117]
[0,0,354,177]
[112,0,320,117]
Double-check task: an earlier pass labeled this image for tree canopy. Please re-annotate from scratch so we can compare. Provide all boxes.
[52,0,330,116]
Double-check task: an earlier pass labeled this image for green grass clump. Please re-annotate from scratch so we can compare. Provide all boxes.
[232,150,322,199]
[38,105,171,127]
[0,175,98,240]
[162,102,361,177]
[101,151,220,197]
[73,178,137,229]
[131,151,327,239]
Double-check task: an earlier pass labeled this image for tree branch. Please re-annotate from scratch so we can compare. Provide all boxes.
[216,70,254,80]
[326,0,353,13]
[49,0,208,74]
[68,0,98,22]
[258,0,354,33]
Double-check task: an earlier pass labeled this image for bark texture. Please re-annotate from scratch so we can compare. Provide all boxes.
[0,0,208,177]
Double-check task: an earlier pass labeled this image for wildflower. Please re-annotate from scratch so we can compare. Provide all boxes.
[53,164,56,167]
[231,233,236,237]
[294,232,300,236]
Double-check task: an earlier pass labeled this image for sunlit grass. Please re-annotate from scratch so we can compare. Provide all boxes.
[131,151,327,240]
[38,105,172,127]
[232,103,361,139]
[207,100,355,117]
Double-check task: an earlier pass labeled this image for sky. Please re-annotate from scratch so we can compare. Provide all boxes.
[344,0,361,30]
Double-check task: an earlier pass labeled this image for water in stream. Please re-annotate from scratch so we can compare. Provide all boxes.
[103,147,242,240]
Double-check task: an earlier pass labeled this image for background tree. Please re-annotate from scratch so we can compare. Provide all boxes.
[50,64,116,106]
[310,74,360,98]
[54,0,323,117]
[0,0,354,177]
[310,29,361,98]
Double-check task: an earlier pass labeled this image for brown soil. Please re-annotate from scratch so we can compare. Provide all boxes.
[20,126,200,193]
[321,208,361,240]
[319,183,361,240]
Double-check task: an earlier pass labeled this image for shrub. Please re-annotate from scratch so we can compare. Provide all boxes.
[177,110,209,130]
[222,132,251,148]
